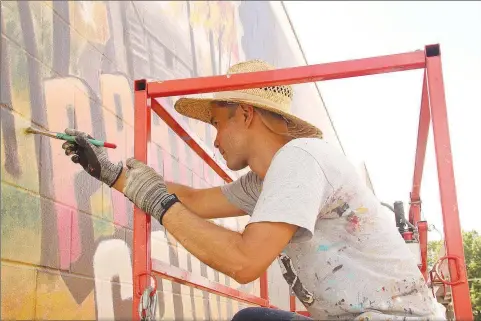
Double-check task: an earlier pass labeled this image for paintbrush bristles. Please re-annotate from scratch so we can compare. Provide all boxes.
[24,127,34,134]
[24,127,57,139]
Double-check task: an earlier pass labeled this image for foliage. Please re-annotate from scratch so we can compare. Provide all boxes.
[428,230,481,319]
[427,239,443,270]
[463,231,481,319]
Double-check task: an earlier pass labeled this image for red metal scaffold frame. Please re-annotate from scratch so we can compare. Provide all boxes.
[132,44,473,320]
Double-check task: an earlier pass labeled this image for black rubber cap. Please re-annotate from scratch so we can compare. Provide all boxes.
[426,44,441,57]
[135,79,147,91]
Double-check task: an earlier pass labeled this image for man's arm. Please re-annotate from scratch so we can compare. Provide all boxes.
[112,168,245,219]
[120,144,325,285]
[162,202,298,284]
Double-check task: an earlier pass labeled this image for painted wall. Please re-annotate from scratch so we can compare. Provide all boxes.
[1,1,342,319]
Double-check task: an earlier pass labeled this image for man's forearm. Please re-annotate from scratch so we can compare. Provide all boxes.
[112,167,127,192]
[162,202,252,283]
[165,181,195,200]
[112,159,258,283]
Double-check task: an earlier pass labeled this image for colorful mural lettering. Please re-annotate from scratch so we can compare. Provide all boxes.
[1,1,340,319]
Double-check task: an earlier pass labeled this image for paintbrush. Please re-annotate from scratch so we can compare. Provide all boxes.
[25,127,117,149]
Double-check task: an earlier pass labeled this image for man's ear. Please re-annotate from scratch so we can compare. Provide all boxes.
[239,104,255,128]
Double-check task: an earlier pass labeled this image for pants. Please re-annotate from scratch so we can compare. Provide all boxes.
[231,307,313,321]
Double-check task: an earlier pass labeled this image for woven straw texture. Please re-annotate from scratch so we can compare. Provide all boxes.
[174,60,323,139]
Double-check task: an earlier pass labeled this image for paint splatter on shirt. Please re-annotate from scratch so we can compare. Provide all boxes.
[221,138,446,320]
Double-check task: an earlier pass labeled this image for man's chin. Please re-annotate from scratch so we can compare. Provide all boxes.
[226,162,248,172]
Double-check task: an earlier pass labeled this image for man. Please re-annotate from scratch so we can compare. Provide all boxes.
[62,60,445,320]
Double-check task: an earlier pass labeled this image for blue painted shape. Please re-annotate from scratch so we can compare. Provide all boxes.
[317,245,330,252]
[351,303,364,312]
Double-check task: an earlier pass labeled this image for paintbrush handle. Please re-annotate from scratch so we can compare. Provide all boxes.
[56,133,117,149]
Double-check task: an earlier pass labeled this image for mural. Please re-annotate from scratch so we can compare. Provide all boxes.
[1,1,340,320]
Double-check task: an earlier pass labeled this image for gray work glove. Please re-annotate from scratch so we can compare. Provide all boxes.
[62,128,123,187]
[124,158,179,224]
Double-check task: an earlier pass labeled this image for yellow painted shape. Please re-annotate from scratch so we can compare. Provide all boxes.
[158,289,176,320]
[1,262,37,320]
[36,270,96,320]
[193,289,205,319]
[355,206,368,214]
[28,1,54,68]
[209,293,220,321]
[220,298,228,320]
[88,186,106,221]
[230,299,239,316]
[1,183,42,265]
[101,184,115,223]
[92,213,116,242]
[0,110,40,193]
[181,291,194,319]
[70,1,110,45]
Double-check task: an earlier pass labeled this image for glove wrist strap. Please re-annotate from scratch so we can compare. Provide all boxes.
[159,194,180,225]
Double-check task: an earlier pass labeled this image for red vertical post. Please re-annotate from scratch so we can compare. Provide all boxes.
[260,272,269,304]
[409,70,430,225]
[425,44,472,320]
[132,79,152,321]
[289,295,296,312]
[417,221,428,280]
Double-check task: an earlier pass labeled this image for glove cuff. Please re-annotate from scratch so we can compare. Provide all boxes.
[103,161,124,187]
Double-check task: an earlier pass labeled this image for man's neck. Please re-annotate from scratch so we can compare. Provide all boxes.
[247,136,291,179]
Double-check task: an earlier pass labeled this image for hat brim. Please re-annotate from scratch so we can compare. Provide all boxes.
[174,97,323,139]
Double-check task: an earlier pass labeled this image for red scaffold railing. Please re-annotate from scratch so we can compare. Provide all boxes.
[132,44,473,320]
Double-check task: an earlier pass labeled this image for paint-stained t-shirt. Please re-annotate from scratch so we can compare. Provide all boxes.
[221,138,446,320]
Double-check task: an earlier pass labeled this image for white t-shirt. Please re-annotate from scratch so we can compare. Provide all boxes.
[221,138,446,320]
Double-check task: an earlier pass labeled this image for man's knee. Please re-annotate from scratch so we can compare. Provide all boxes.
[231,307,278,321]
[231,307,310,321]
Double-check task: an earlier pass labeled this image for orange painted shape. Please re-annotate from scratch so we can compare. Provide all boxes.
[99,74,134,127]
[101,107,128,227]
[43,77,101,213]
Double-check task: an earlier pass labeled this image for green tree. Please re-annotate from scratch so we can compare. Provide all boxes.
[428,230,481,319]
[464,231,481,319]
[427,239,443,270]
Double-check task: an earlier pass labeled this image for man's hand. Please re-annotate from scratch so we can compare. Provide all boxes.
[123,158,177,224]
[62,128,123,187]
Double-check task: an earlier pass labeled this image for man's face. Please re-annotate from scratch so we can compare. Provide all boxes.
[210,102,250,171]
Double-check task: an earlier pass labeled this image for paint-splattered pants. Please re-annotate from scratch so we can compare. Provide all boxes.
[231,307,313,321]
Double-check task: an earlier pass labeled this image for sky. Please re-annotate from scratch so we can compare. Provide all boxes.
[284,1,481,241]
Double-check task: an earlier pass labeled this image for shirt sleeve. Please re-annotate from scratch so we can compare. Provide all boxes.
[220,170,263,215]
[248,146,327,243]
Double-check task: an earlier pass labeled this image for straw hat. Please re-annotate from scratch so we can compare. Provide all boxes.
[174,59,323,139]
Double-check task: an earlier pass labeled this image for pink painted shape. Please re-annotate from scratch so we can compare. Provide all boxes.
[56,203,73,270]
[191,153,204,178]
[111,189,127,227]
[163,152,174,182]
[70,209,81,264]
[179,162,188,186]
[192,173,202,189]
[203,163,216,186]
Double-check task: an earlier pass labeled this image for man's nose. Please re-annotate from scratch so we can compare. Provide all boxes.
[214,136,220,149]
